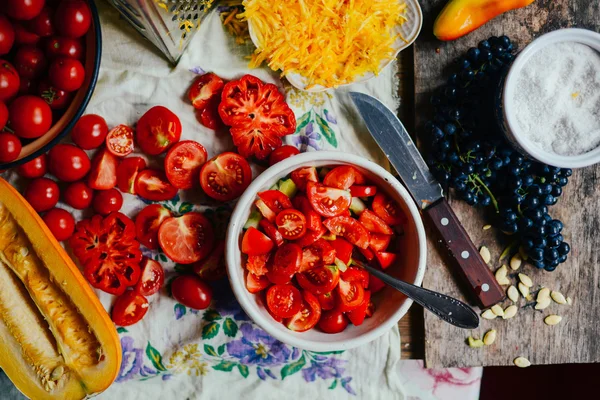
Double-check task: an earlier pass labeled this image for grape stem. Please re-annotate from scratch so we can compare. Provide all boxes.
[473,174,499,212]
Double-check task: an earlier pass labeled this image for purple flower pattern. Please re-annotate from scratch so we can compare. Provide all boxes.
[291,121,321,152]
[226,323,291,366]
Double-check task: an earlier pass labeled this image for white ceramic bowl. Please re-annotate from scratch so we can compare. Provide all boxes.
[226,151,427,351]
[502,28,600,168]
[247,0,423,92]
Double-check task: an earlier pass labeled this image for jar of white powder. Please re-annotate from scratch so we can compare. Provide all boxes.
[501,28,600,168]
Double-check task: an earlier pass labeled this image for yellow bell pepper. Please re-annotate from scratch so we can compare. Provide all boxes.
[434,0,536,41]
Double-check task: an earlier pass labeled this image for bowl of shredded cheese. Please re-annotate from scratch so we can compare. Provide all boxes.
[240,0,423,92]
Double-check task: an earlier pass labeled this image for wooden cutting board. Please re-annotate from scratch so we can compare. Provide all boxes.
[414,0,600,368]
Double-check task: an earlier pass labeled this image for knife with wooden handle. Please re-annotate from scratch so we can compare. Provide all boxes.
[350,92,504,308]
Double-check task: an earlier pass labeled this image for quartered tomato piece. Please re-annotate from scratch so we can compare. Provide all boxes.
[258,190,293,215]
[306,182,351,218]
[350,185,377,197]
[336,276,365,312]
[323,216,370,249]
[331,238,353,265]
[111,290,149,326]
[293,195,322,231]
[359,209,393,235]
[259,219,284,247]
[318,309,348,334]
[291,166,318,191]
[347,290,371,326]
[342,266,369,289]
[372,193,407,226]
[358,246,375,261]
[255,199,276,222]
[376,252,397,270]
[117,157,146,194]
[370,233,392,252]
[135,204,173,250]
[164,140,207,190]
[266,284,302,318]
[135,169,178,201]
[242,227,274,256]
[200,152,252,202]
[134,258,165,296]
[299,239,336,272]
[193,241,227,281]
[317,292,335,310]
[294,225,326,248]
[285,291,322,332]
[158,212,214,264]
[368,273,386,293]
[297,265,340,295]
[245,253,269,276]
[136,106,182,155]
[276,209,306,240]
[189,73,224,110]
[268,145,300,166]
[87,148,118,190]
[106,124,135,157]
[246,273,270,294]
[266,243,302,284]
[323,166,356,190]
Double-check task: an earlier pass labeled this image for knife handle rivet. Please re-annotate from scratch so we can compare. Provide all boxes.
[461,251,470,259]
[481,283,490,292]
[441,217,449,226]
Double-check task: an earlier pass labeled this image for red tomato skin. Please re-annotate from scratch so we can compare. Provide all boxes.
[71,114,108,149]
[111,290,149,326]
[0,101,7,129]
[42,207,75,241]
[266,284,303,318]
[8,95,52,138]
[38,80,72,109]
[330,238,353,265]
[117,156,146,194]
[242,227,274,256]
[259,219,284,247]
[200,152,252,202]
[5,0,45,21]
[306,182,352,218]
[164,140,207,190]
[17,154,47,178]
[12,23,39,45]
[268,145,300,166]
[0,132,22,162]
[48,57,84,92]
[246,272,270,294]
[347,290,371,326]
[359,209,393,235]
[318,309,349,334]
[92,188,123,216]
[349,185,377,197]
[45,36,83,59]
[199,97,223,130]
[375,252,397,270]
[317,292,335,310]
[188,73,224,110]
[323,215,370,249]
[0,15,15,55]
[136,106,182,155]
[105,124,134,157]
[134,169,178,201]
[48,143,91,182]
[285,290,322,332]
[372,193,407,226]
[368,274,386,293]
[290,166,318,191]
[54,0,92,38]
[323,166,356,190]
[25,177,59,212]
[63,181,93,209]
[14,45,47,79]
[27,6,54,37]
[134,258,165,296]
[0,60,19,102]
[171,275,213,310]
[135,204,173,250]
[87,148,118,190]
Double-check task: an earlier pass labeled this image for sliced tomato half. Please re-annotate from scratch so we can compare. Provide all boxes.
[246,272,270,294]
[135,169,179,201]
[258,190,292,215]
[369,233,392,252]
[372,193,407,226]
[297,265,340,295]
[359,209,393,235]
[189,72,224,110]
[306,182,351,218]
[299,239,336,272]
[158,212,214,264]
[336,277,365,312]
[165,140,208,190]
[106,124,135,157]
[135,204,173,250]
[323,216,370,249]
[323,166,356,190]
[291,166,318,191]
[259,219,284,247]
[285,291,322,332]
[200,152,252,202]
[294,225,326,248]
[134,258,165,296]
[88,148,118,190]
[117,157,146,194]
[347,290,371,326]
[293,195,322,231]
[266,284,303,318]
[112,290,149,326]
[266,243,302,284]
[342,266,369,289]
[242,227,274,256]
[276,209,306,240]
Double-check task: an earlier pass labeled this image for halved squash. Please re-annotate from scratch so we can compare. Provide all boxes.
[0,177,121,399]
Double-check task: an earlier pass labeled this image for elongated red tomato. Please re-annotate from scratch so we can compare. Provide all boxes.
[135,169,178,201]
[134,258,165,296]
[372,193,407,226]
[359,209,393,235]
[297,265,340,295]
[246,272,270,294]
[259,219,284,247]
[200,152,252,202]
[106,124,135,157]
[323,166,356,190]
[117,157,146,194]
[306,182,351,218]
[171,275,213,310]
[285,291,322,332]
[165,140,207,190]
[337,277,365,312]
[267,243,302,284]
[135,204,173,250]
[112,290,149,326]
[276,209,306,240]
[136,106,182,155]
[266,284,302,318]
[291,166,318,191]
[323,216,370,249]
[158,212,214,264]
[350,185,377,197]
[242,227,274,256]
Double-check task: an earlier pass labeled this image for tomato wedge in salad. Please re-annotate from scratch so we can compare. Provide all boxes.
[266,284,303,318]
[337,276,365,312]
[267,243,302,284]
[330,238,353,265]
[347,290,371,326]
[165,140,208,190]
[372,193,407,226]
[117,157,146,194]
[276,209,307,240]
[359,209,393,235]
[291,166,318,191]
[323,215,370,249]
[200,152,252,202]
[158,212,214,264]
[246,273,270,294]
[242,227,274,256]
[323,166,356,190]
[285,291,322,332]
[350,185,377,197]
[297,265,340,295]
[299,239,336,272]
[134,258,165,296]
[135,204,173,250]
[306,182,352,217]
[369,233,392,252]
[317,292,335,310]
[245,253,270,276]
[189,73,224,110]
[269,145,300,166]
[135,169,179,201]
[258,190,293,214]
[259,219,284,247]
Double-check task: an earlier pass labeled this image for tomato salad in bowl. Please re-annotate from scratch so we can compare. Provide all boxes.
[226,152,426,352]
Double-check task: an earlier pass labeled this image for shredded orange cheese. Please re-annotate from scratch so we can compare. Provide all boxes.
[240,0,407,89]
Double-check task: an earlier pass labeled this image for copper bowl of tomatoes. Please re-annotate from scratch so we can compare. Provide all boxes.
[0,0,101,170]
[226,151,427,352]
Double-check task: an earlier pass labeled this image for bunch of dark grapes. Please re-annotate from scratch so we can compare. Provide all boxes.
[425,36,571,272]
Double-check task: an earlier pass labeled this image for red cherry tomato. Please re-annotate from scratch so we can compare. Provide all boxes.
[276,208,307,240]
[188,73,224,110]
[372,193,407,226]
[317,292,335,310]
[330,238,353,265]
[341,266,370,289]
[323,215,370,249]
[164,140,207,190]
[0,132,21,163]
[297,265,340,295]
[267,243,302,285]
[105,124,134,157]
[87,148,118,190]
[171,275,213,310]
[111,290,149,326]
[42,207,75,241]
[0,101,7,129]
[285,290,322,332]
[199,97,223,130]
[54,0,92,38]
[12,23,39,45]
[25,177,59,212]
[8,95,52,138]
[266,284,303,318]
[92,188,123,215]
[290,166,318,191]
[117,156,146,194]
[241,227,274,256]
[14,45,47,79]
[48,143,90,182]
[135,204,173,250]
[16,154,46,178]
[48,57,84,91]
[199,152,252,202]
[359,209,393,235]
[258,190,293,215]
[298,239,336,272]
[268,145,300,166]
[0,60,19,102]
[38,80,72,109]
[5,0,45,21]
[0,15,15,55]
[18,76,35,94]
[306,182,352,218]
[158,212,214,264]
[136,106,182,156]
[349,185,377,197]
[246,272,270,294]
[134,169,178,201]
[45,36,83,59]
[71,114,108,150]
[134,258,164,296]
[27,6,54,37]
[318,309,349,334]
[63,181,93,209]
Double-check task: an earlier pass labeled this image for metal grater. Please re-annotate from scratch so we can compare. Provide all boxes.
[107,0,218,64]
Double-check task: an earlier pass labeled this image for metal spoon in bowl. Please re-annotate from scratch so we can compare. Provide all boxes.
[353,260,479,329]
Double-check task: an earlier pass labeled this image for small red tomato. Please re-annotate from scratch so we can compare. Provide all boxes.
[134,258,165,297]
[54,0,92,38]
[14,45,47,79]
[38,80,72,109]
[27,6,54,37]
[199,98,222,130]
[16,154,46,178]
[136,106,182,155]
[171,275,213,310]
[8,95,52,139]
[0,15,15,55]
[0,101,8,129]
[18,76,35,94]
[164,140,207,190]
[116,156,146,194]
[269,145,300,166]
[92,188,123,215]
[5,0,45,21]
[47,143,90,182]
[105,124,134,157]
[188,73,224,110]
[48,57,84,92]
[318,309,349,334]
[0,132,22,163]
[45,36,83,59]
[111,290,149,326]
[12,23,39,45]
[135,204,172,250]
[42,207,75,241]
[87,148,118,190]
[0,60,20,102]
[63,181,93,209]
[25,177,59,212]
[71,114,108,149]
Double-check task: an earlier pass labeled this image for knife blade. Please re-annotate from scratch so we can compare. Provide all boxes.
[350,92,504,308]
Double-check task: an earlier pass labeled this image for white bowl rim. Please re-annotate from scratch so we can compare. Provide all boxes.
[225,151,427,351]
[503,28,600,168]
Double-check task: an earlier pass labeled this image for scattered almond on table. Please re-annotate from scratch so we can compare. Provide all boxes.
[514,356,531,368]
[507,285,519,303]
[551,291,567,304]
[479,246,491,264]
[483,329,497,345]
[510,253,522,270]
[495,265,510,286]
[544,315,563,326]
[503,305,518,319]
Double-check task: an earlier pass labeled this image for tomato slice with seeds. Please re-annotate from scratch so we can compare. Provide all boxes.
[330,238,353,265]
[158,212,214,264]
[372,193,407,226]
[165,140,208,190]
[200,152,252,202]
[258,190,293,215]
[246,272,270,294]
[294,225,326,248]
[135,204,173,250]
[297,265,340,295]
[136,106,182,156]
[323,215,370,249]
[117,157,147,194]
[134,258,165,296]
[189,73,224,110]
[306,182,351,218]
[111,290,149,326]
[376,252,398,270]
[193,241,227,281]
[135,169,179,201]
[359,209,393,235]
[259,219,284,247]
[350,185,377,197]
[293,195,322,231]
[336,276,365,312]
[266,243,302,284]
[87,148,118,190]
[323,166,356,190]
[266,284,303,318]
[106,124,135,157]
[347,290,371,326]
[245,253,270,276]
[276,209,306,240]
[317,292,335,310]
[299,239,336,272]
[341,266,369,289]
[291,166,318,191]
[285,291,322,332]
[242,227,274,256]
[369,233,392,252]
